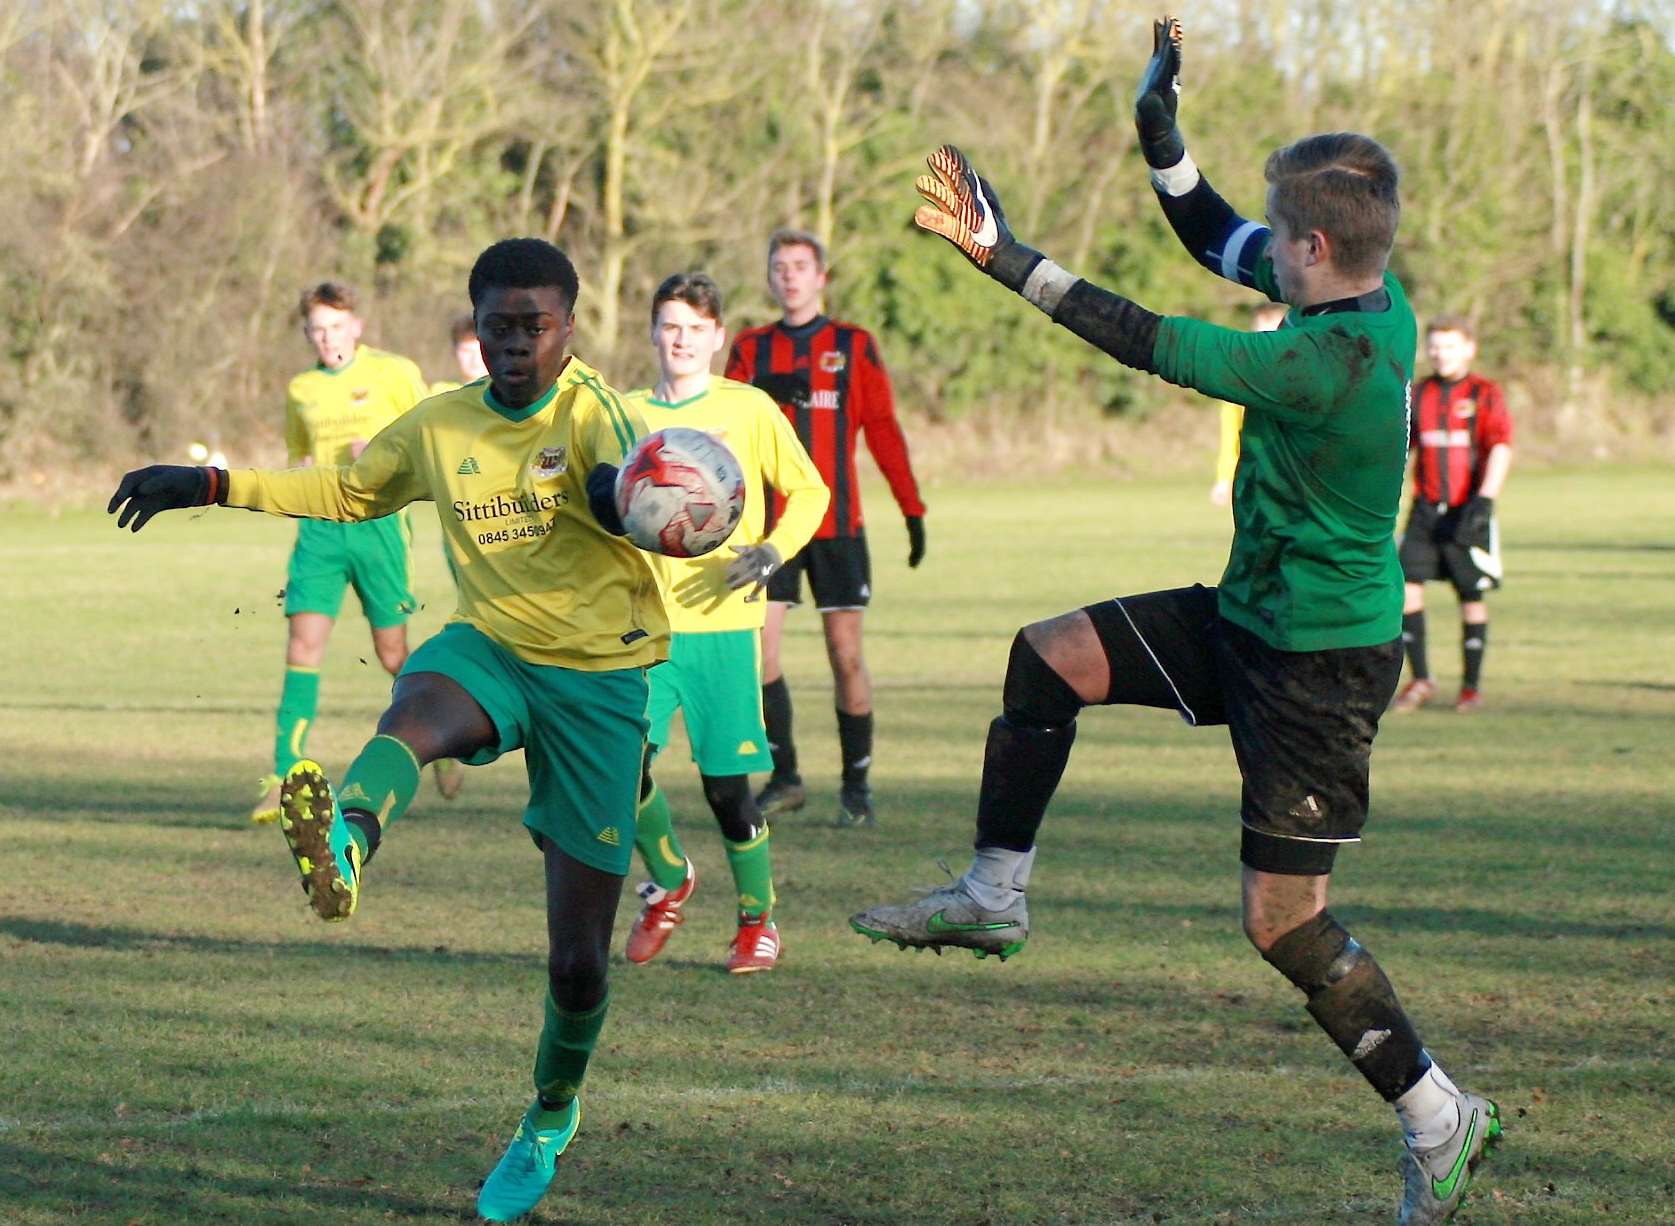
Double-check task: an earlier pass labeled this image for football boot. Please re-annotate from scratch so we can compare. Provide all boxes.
[726,913,781,974]
[477,1098,580,1222]
[277,760,361,922]
[250,773,282,825]
[835,782,876,829]
[1397,1092,1503,1225]
[850,880,1027,960]
[624,860,696,964]
[754,775,806,818]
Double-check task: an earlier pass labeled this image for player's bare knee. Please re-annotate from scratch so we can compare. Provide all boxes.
[1021,613,1105,704]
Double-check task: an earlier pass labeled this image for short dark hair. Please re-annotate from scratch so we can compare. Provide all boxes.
[767,227,826,270]
[651,272,724,326]
[449,312,477,344]
[298,281,357,320]
[1426,313,1476,340]
[1264,133,1400,279]
[468,238,580,313]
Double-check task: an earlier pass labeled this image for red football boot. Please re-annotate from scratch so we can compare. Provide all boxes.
[726,912,781,974]
[624,860,696,964]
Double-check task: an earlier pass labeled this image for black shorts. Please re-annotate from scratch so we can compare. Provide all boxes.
[1399,501,1501,599]
[1082,585,1403,875]
[767,535,872,610]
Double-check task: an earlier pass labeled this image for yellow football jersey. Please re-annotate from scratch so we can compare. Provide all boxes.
[625,377,828,633]
[285,345,430,466]
[230,357,668,670]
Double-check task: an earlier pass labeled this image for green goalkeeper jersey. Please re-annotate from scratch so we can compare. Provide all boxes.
[228,356,668,671]
[1152,261,1414,652]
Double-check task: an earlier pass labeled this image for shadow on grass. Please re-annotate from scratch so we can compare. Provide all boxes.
[0,1139,466,1223]
[0,916,540,972]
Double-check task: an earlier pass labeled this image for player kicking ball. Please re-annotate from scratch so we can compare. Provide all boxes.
[110,238,664,1223]
[607,273,828,973]
[851,19,1499,1225]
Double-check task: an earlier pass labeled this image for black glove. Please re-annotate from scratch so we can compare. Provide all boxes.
[1134,16,1186,169]
[724,542,782,602]
[905,515,926,568]
[107,465,222,532]
[912,144,1042,292]
[1452,495,1494,549]
[753,372,812,412]
[586,462,626,535]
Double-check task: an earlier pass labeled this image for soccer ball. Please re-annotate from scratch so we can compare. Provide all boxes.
[614,427,746,558]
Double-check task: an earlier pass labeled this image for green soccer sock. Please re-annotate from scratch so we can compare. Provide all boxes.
[633,783,689,891]
[533,990,609,1121]
[336,734,422,856]
[273,666,320,776]
[725,824,776,920]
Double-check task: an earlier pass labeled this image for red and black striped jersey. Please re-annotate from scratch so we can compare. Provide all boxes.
[1409,373,1513,507]
[725,315,925,540]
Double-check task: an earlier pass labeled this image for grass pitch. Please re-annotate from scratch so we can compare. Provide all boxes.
[2,468,1671,1224]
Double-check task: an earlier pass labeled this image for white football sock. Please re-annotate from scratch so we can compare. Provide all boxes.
[961,846,1032,910]
[1394,1060,1462,1151]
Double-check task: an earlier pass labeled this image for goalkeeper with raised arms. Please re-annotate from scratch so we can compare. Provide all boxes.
[110,238,664,1223]
[851,18,1499,1224]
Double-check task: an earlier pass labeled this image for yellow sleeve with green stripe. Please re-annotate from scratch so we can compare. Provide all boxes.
[572,368,646,466]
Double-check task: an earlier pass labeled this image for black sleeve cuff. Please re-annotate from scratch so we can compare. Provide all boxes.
[989,242,1045,294]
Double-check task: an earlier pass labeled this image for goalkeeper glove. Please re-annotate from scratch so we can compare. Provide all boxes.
[586,463,627,536]
[108,465,224,532]
[905,515,926,568]
[724,542,782,602]
[1452,495,1494,549]
[912,144,1042,292]
[1134,16,1186,169]
[753,372,812,412]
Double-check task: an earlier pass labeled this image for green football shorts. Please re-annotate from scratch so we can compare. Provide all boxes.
[285,515,416,628]
[646,629,773,776]
[401,621,647,874]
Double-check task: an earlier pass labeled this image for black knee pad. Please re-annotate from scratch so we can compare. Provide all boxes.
[1002,631,1084,728]
[1260,910,1362,994]
[701,772,759,843]
[639,742,658,802]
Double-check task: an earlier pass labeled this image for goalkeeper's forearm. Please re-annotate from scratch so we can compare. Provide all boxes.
[1009,256,1162,375]
[1148,156,1268,289]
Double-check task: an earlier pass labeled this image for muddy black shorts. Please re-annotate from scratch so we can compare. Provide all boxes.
[1081,585,1403,875]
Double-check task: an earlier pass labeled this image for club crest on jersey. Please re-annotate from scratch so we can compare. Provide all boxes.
[819,351,847,374]
[1456,399,1477,417]
[351,388,371,403]
[530,446,568,479]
